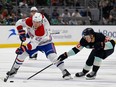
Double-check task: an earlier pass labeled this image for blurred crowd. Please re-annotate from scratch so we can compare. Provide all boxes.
[0,0,116,25]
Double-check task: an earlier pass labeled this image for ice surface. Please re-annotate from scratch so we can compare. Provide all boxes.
[0,46,116,87]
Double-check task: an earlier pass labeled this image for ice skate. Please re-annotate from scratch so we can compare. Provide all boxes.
[6,68,19,77]
[75,72,86,77]
[86,71,96,80]
[62,69,72,80]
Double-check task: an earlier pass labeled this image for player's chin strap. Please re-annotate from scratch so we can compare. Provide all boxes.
[4,42,23,82]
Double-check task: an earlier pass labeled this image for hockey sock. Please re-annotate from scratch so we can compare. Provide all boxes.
[92,65,100,73]
[13,52,29,69]
[82,69,89,74]
[83,64,92,73]
[48,53,65,72]
[93,56,102,73]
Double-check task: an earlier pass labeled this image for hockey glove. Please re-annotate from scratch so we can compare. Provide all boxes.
[57,52,68,61]
[94,42,105,50]
[18,30,26,42]
[26,33,30,38]
[15,45,27,55]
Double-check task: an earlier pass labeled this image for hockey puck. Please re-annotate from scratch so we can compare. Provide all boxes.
[10,81,14,83]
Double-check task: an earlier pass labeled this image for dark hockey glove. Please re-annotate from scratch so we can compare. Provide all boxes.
[57,52,68,61]
[15,45,27,55]
[94,42,105,50]
[18,30,26,42]
[26,33,30,38]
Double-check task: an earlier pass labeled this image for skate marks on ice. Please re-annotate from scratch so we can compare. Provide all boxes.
[0,47,116,87]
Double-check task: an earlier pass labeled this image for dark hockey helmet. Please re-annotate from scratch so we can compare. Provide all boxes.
[82,28,95,37]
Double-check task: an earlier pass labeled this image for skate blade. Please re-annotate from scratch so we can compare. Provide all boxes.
[74,75,85,78]
[29,58,37,60]
[85,76,96,80]
[8,75,15,78]
[63,75,73,80]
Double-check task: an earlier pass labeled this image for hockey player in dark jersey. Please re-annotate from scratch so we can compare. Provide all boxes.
[57,28,115,80]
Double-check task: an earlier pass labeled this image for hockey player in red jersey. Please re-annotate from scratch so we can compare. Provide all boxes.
[57,28,115,80]
[6,13,72,80]
[28,6,38,59]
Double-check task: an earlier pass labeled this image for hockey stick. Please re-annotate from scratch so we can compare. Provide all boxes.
[4,42,23,82]
[27,63,53,80]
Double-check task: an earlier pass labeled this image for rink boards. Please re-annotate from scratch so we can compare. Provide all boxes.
[0,25,116,48]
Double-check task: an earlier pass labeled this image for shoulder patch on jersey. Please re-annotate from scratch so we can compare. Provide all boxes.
[25,17,33,27]
[35,24,45,36]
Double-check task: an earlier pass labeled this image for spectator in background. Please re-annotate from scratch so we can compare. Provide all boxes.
[61,9,71,24]
[72,9,82,17]
[10,12,18,25]
[19,0,28,8]
[0,1,3,10]
[51,0,59,6]
[52,8,59,19]
[5,1,13,14]
[51,9,61,25]
[109,4,116,24]
[2,9,8,18]
[69,9,82,25]
[85,7,92,24]
[99,0,111,24]
[0,14,5,24]
[28,0,35,6]
[80,8,91,24]
[40,8,50,22]
[61,9,71,17]
[108,0,116,9]
[30,6,38,16]
[75,0,80,7]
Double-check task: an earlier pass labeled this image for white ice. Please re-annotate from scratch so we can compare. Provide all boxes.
[0,46,116,87]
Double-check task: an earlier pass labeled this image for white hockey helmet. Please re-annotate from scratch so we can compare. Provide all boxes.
[30,6,38,11]
[32,13,43,22]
